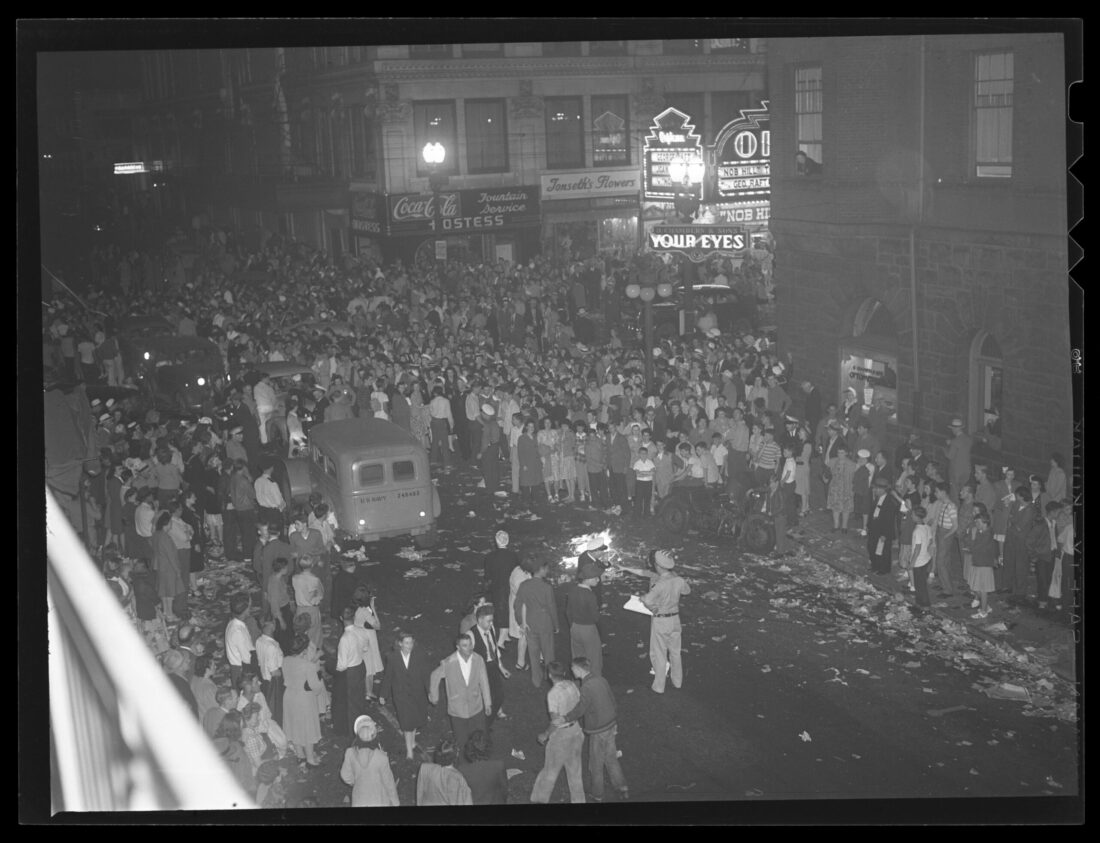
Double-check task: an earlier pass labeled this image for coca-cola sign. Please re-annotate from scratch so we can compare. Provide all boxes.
[386,186,540,235]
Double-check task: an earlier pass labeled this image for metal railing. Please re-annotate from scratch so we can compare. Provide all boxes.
[46,490,251,812]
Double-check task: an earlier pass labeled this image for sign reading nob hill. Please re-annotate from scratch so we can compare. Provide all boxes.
[642,108,704,202]
[647,224,747,262]
[714,101,770,202]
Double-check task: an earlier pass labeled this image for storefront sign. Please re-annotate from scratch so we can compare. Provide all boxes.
[646,224,746,262]
[350,192,383,235]
[712,102,770,203]
[386,186,540,235]
[839,349,898,422]
[716,201,771,225]
[642,108,704,202]
[541,169,641,201]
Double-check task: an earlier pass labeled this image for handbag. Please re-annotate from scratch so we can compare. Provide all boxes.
[822,466,833,484]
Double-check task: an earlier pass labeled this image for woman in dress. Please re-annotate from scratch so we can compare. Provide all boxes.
[152,511,185,622]
[340,715,399,807]
[508,559,533,671]
[410,383,431,450]
[827,443,856,533]
[795,425,813,517]
[517,420,543,506]
[379,632,433,761]
[747,421,765,468]
[354,588,384,702]
[282,634,323,766]
[558,419,577,503]
[537,416,560,503]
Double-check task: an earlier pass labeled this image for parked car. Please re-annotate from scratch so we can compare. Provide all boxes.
[120,335,225,414]
[624,283,755,342]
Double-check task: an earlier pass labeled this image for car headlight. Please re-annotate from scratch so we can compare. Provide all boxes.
[143,352,150,360]
[196,377,205,386]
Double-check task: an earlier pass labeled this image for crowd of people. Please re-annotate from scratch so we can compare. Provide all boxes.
[47,222,1073,807]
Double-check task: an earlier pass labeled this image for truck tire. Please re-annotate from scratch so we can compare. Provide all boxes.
[741,513,776,554]
[658,498,690,534]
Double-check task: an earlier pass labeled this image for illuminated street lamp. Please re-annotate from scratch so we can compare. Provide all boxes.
[422,142,448,272]
[626,276,675,391]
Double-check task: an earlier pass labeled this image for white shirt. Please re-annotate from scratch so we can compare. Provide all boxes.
[477,625,497,664]
[225,617,255,667]
[336,625,366,671]
[256,634,283,681]
[711,443,728,468]
[253,380,277,413]
[401,650,411,670]
[911,524,934,568]
[465,392,482,422]
[293,571,322,607]
[429,395,455,427]
[633,458,656,483]
[134,502,156,538]
[254,475,286,510]
[781,456,797,484]
[458,652,473,684]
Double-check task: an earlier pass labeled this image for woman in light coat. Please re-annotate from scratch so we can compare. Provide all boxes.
[340,716,399,807]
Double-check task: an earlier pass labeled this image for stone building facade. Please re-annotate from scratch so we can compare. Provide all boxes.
[767,33,1071,476]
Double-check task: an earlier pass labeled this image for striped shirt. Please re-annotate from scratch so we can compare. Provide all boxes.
[756,441,782,470]
[934,500,958,530]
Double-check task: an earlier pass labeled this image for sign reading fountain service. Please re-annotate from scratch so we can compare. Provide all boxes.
[647,224,747,262]
[541,169,641,201]
[387,186,540,236]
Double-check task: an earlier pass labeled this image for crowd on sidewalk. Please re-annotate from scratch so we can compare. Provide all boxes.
[47,223,1074,807]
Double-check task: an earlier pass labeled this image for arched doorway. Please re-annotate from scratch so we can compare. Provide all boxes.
[839,298,899,424]
[969,330,1003,447]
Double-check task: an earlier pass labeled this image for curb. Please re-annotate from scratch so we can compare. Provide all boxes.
[788,525,1075,682]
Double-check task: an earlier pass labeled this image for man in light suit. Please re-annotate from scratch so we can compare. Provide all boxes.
[429,633,492,754]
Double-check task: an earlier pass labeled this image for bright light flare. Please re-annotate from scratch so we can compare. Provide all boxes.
[560,529,615,570]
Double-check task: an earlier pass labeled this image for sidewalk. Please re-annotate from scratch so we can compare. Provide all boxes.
[786,511,1078,683]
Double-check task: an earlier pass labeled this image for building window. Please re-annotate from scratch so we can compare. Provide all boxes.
[664,92,705,141]
[465,99,508,173]
[588,40,627,56]
[663,39,705,55]
[591,95,629,166]
[542,42,582,57]
[971,331,1004,444]
[414,100,457,176]
[794,65,823,174]
[975,52,1014,178]
[545,96,584,169]
[709,38,750,54]
[410,44,451,58]
[461,43,503,58]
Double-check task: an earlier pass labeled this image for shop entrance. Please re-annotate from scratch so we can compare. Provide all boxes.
[839,298,899,425]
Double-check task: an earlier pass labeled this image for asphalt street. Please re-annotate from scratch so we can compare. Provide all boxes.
[196,458,1079,809]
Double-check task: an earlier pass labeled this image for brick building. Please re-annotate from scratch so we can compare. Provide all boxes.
[129,39,766,264]
[767,33,1071,475]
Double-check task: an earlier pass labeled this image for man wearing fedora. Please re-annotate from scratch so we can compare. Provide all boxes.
[945,418,973,500]
[478,403,502,494]
[562,555,605,677]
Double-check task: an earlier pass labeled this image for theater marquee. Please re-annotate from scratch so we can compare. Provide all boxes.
[647,224,747,262]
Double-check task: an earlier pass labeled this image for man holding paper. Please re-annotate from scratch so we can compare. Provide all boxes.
[617,550,691,693]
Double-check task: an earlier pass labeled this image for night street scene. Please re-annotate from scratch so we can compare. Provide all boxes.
[24,19,1082,824]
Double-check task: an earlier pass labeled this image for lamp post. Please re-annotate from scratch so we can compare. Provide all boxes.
[667,157,705,332]
[422,141,447,278]
[626,275,675,392]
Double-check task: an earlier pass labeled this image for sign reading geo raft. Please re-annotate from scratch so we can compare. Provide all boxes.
[647,224,747,262]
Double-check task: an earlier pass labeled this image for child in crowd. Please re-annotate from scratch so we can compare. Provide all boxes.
[632,445,656,520]
[910,506,933,610]
[967,511,997,619]
[710,432,728,485]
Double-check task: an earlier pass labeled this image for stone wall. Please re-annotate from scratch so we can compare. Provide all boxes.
[774,220,1072,476]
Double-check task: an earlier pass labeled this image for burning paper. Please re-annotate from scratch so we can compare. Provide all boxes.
[560,529,615,571]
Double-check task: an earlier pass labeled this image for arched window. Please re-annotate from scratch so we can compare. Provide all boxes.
[852,298,897,340]
[970,331,1003,444]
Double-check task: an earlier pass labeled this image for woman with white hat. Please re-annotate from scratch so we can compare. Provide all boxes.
[340,716,399,807]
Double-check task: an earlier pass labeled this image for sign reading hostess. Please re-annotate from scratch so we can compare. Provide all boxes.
[387,186,540,235]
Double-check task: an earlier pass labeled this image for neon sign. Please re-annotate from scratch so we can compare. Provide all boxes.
[647,224,746,262]
[642,108,704,201]
[712,101,771,202]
